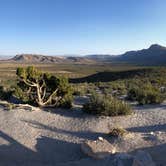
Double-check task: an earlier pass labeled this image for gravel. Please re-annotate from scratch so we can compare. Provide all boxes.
[0,103,165,166]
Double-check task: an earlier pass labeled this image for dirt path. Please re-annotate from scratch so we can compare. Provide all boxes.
[0,103,165,165]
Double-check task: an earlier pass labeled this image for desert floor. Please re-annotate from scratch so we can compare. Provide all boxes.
[0,101,165,166]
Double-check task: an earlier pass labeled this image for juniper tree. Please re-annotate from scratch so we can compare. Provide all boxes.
[16,66,72,107]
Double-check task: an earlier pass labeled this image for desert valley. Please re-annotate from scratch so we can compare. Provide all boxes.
[0,44,165,165]
[0,0,166,165]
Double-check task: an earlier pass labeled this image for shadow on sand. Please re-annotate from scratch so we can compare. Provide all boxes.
[127,124,166,133]
[22,120,107,141]
[131,143,166,166]
[0,121,166,165]
[0,130,85,166]
[134,102,166,111]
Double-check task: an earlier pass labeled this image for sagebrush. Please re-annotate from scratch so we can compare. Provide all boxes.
[82,93,132,116]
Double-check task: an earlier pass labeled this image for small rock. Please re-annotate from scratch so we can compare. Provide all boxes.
[98,137,104,141]
[150,132,154,135]
[81,139,116,159]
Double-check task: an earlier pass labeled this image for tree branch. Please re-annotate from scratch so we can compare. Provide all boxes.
[43,88,58,105]
[19,78,37,87]
[42,87,46,100]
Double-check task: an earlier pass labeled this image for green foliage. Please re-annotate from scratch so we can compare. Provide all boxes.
[58,94,73,108]
[72,82,98,96]
[0,86,12,101]
[15,66,73,108]
[12,86,31,103]
[102,81,127,96]
[16,66,42,81]
[82,93,132,116]
[127,83,165,105]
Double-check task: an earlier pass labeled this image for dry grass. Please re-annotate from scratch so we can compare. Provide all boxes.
[108,127,128,137]
[0,61,140,86]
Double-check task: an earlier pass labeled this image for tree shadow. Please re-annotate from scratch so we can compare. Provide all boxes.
[134,103,166,111]
[0,128,166,165]
[127,124,166,133]
[42,107,99,120]
[131,143,166,166]
[22,120,107,141]
[0,130,86,166]
[69,68,153,83]
[35,136,85,165]
[0,130,36,165]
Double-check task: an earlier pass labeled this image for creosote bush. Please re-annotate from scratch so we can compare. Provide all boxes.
[127,83,165,105]
[82,93,132,116]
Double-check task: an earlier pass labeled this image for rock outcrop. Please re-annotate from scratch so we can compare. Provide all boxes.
[81,138,156,166]
[81,137,116,159]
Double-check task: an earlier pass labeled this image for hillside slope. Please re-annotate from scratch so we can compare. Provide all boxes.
[114,44,166,65]
[11,54,95,64]
[86,44,166,65]
[4,44,166,65]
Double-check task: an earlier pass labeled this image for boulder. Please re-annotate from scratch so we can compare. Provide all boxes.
[132,150,155,166]
[81,138,116,159]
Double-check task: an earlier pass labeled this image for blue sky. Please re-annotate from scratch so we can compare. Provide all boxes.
[0,0,166,55]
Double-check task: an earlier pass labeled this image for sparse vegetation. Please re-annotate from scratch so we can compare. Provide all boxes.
[0,63,166,110]
[108,127,128,137]
[82,93,132,116]
[127,83,165,105]
[0,86,12,101]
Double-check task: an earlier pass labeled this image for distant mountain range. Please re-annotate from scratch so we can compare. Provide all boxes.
[10,54,95,64]
[3,44,166,65]
[115,44,166,65]
[85,44,166,65]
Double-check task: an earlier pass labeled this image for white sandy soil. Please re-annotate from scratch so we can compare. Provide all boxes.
[0,102,165,166]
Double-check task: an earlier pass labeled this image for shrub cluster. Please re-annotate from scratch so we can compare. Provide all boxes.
[82,93,132,116]
[127,83,165,105]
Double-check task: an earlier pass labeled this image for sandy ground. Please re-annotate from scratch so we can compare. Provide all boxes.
[0,101,165,166]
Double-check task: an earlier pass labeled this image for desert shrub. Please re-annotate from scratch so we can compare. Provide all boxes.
[109,127,127,137]
[58,94,73,108]
[101,81,127,97]
[82,93,132,116]
[72,85,87,96]
[127,86,139,101]
[127,83,165,105]
[15,66,73,108]
[137,89,165,105]
[0,86,12,101]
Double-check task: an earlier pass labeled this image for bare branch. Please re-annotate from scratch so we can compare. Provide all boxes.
[42,87,46,100]
[40,80,46,93]
[22,79,37,87]
[27,87,32,94]
[43,88,58,105]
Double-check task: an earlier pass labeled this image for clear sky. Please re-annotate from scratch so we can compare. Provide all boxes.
[0,0,166,55]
